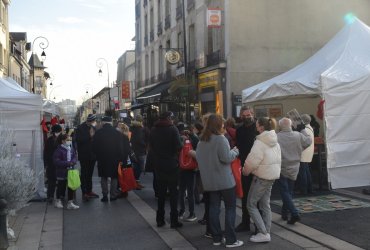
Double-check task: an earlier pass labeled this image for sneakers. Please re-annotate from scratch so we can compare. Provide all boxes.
[66,201,79,210]
[54,199,63,209]
[204,232,212,239]
[184,214,197,222]
[86,191,99,198]
[226,240,244,248]
[250,233,271,243]
[287,215,301,225]
[136,182,145,190]
[213,237,226,246]
[178,211,185,220]
[101,196,108,202]
[281,214,288,221]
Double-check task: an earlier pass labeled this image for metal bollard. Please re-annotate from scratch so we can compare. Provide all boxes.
[0,198,8,250]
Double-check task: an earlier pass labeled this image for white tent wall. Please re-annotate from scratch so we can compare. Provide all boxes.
[0,78,45,199]
[323,75,370,189]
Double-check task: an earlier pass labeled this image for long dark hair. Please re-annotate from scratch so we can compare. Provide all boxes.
[200,113,224,142]
[56,133,68,145]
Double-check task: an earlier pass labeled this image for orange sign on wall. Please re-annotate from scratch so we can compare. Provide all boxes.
[121,81,130,99]
[207,8,222,28]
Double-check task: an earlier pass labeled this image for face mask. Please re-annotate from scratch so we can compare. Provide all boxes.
[242,117,254,126]
[64,141,72,147]
[91,122,97,127]
[54,132,61,137]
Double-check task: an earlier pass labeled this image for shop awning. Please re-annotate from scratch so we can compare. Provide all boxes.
[136,81,171,100]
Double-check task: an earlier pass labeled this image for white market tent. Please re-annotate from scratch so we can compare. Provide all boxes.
[0,77,45,199]
[242,18,370,189]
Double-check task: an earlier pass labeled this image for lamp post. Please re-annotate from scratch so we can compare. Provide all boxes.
[48,85,62,100]
[84,84,94,113]
[181,0,190,122]
[31,36,49,94]
[96,58,111,113]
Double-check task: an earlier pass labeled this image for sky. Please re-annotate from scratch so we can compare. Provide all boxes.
[9,0,135,104]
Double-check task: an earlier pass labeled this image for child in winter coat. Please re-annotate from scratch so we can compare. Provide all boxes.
[53,133,79,209]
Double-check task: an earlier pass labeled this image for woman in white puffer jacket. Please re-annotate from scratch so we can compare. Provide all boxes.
[242,117,281,243]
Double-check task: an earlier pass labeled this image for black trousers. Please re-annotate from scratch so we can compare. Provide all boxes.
[80,159,96,194]
[156,179,178,223]
[56,180,73,200]
[241,174,254,224]
[46,165,56,199]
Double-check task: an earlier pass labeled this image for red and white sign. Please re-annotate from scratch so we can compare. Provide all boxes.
[207,8,222,28]
[121,81,130,99]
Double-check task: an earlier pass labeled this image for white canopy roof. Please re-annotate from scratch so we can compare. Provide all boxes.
[242,18,370,103]
[242,18,370,189]
[0,77,42,111]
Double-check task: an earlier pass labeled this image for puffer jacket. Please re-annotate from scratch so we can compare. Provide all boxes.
[244,130,281,180]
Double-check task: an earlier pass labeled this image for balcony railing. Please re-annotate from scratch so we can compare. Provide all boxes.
[206,50,225,67]
[187,0,195,10]
[157,22,163,36]
[157,73,163,82]
[150,76,156,84]
[144,35,148,46]
[150,30,154,42]
[164,15,171,30]
[176,6,183,20]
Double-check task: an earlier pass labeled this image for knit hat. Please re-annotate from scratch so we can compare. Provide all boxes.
[101,116,112,122]
[51,124,62,133]
[86,114,96,122]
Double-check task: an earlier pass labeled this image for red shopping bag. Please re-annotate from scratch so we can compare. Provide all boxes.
[118,164,138,192]
[179,139,198,170]
[231,158,243,198]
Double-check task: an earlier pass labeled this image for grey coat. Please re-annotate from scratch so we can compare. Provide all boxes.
[196,134,238,191]
[277,128,311,180]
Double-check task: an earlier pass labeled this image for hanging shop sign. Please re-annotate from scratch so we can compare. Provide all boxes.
[121,81,130,99]
[165,49,181,64]
[207,8,222,28]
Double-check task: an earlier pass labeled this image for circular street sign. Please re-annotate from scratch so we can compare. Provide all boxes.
[165,49,181,64]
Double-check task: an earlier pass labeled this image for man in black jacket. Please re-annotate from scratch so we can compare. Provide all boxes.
[44,124,62,203]
[130,114,150,189]
[75,114,99,201]
[149,111,183,228]
[235,106,257,232]
[93,116,130,202]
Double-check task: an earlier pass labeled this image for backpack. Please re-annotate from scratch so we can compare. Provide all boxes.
[179,139,198,170]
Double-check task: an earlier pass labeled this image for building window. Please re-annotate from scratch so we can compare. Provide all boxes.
[151,51,155,78]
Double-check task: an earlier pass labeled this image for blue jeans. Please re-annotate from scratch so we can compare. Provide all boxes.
[247,177,274,234]
[278,176,299,217]
[297,162,312,194]
[134,155,146,181]
[209,187,236,244]
[178,170,196,215]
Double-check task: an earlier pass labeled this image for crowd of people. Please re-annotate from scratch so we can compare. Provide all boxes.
[42,106,318,248]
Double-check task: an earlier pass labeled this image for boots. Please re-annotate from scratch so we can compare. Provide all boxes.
[170,211,183,229]
[156,210,165,227]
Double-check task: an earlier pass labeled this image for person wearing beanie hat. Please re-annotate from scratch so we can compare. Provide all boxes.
[149,110,183,228]
[93,114,130,202]
[75,113,99,201]
[130,113,150,190]
[297,114,315,195]
[44,124,63,203]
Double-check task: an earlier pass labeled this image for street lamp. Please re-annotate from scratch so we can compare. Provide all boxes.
[31,36,49,94]
[96,58,111,113]
[48,85,62,100]
[84,84,94,112]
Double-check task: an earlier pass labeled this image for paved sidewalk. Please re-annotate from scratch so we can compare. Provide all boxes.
[6,173,369,250]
